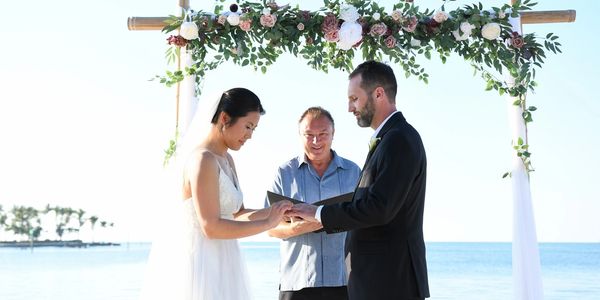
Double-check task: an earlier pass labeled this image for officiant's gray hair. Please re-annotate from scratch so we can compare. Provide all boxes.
[298,106,335,129]
[349,60,397,102]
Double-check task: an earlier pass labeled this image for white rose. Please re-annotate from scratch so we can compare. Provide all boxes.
[179,21,199,40]
[227,13,240,26]
[433,11,449,23]
[460,21,475,35]
[410,38,421,48]
[339,4,360,22]
[337,21,363,50]
[481,22,501,40]
[452,21,474,41]
[262,8,271,16]
[372,12,381,21]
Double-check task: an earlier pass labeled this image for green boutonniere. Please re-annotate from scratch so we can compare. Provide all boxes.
[369,137,381,152]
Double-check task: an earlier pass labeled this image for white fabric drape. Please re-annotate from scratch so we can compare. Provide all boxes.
[179,48,198,134]
[506,16,544,300]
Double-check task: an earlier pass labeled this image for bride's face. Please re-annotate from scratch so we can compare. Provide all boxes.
[223,111,261,151]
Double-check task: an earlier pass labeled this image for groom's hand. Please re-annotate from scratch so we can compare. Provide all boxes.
[290,218,323,233]
[287,203,319,223]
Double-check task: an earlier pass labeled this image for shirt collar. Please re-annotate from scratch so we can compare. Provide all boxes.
[371,111,399,139]
[297,150,347,170]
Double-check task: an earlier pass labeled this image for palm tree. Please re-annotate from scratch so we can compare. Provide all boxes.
[99,220,115,242]
[0,205,7,239]
[0,204,6,227]
[75,209,86,241]
[53,206,77,241]
[6,206,42,248]
[88,215,99,242]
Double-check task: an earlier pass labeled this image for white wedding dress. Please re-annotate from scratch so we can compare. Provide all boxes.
[139,159,252,300]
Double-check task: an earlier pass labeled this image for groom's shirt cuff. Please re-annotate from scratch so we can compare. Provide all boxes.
[315,205,323,223]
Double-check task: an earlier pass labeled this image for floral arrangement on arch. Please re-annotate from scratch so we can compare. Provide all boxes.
[159,0,560,109]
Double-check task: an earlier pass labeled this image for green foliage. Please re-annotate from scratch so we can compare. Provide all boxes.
[514,137,534,173]
[0,205,7,229]
[158,1,559,108]
[6,206,42,242]
[156,0,562,173]
[163,134,179,166]
[1,205,113,242]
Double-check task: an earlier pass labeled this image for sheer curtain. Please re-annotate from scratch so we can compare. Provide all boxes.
[506,15,544,300]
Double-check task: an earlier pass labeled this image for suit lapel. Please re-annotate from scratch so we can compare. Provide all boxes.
[365,112,405,162]
[355,112,406,193]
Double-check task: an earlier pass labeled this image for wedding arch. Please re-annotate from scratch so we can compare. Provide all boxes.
[128,1,575,299]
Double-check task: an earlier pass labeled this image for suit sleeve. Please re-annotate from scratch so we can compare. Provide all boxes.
[321,130,424,232]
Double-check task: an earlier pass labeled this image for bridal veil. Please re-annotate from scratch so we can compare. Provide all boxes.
[139,91,252,300]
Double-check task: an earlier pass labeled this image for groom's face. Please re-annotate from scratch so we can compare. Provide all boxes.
[348,75,375,128]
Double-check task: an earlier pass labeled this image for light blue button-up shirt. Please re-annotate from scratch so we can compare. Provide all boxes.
[266,150,361,291]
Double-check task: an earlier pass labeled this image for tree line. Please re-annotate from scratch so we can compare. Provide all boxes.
[0,204,114,244]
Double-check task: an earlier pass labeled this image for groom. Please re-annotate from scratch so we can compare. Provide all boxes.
[290,61,430,300]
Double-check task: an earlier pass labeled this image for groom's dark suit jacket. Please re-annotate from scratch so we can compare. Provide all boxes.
[321,112,429,300]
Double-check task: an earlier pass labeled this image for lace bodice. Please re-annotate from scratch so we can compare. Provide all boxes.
[215,167,244,220]
[184,164,243,229]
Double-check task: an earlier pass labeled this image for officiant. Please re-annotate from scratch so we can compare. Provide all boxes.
[265,106,360,300]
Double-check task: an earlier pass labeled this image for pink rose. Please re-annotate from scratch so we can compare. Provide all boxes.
[384,35,396,48]
[300,10,311,21]
[511,32,525,48]
[391,10,403,22]
[433,11,449,23]
[402,16,418,32]
[166,35,187,47]
[369,22,388,37]
[322,13,339,34]
[260,14,277,28]
[239,19,252,32]
[306,36,314,45]
[324,30,340,42]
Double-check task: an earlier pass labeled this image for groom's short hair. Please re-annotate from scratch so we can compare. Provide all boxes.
[349,61,397,103]
[298,106,335,129]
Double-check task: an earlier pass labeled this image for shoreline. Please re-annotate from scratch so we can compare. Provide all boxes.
[0,240,120,248]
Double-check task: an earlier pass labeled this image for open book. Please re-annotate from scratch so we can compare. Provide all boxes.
[266,191,354,207]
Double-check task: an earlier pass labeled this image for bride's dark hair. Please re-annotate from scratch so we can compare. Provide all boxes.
[210,88,266,125]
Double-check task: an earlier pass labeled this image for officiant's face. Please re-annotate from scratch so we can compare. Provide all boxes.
[223,111,261,151]
[348,75,375,128]
[299,115,334,164]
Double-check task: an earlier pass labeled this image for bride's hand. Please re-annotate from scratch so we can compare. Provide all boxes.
[266,200,293,228]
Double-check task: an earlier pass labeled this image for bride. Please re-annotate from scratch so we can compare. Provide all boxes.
[139,87,292,300]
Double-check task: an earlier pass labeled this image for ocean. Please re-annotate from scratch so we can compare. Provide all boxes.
[0,242,598,299]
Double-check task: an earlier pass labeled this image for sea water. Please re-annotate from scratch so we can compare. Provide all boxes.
[0,242,598,299]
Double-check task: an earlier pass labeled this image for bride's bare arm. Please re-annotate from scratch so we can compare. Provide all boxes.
[188,151,290,239]
[234,206,271,221]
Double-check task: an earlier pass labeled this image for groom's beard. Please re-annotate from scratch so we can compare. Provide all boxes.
[357,95,375,128]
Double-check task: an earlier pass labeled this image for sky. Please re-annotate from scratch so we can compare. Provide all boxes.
[0,0,598,243]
